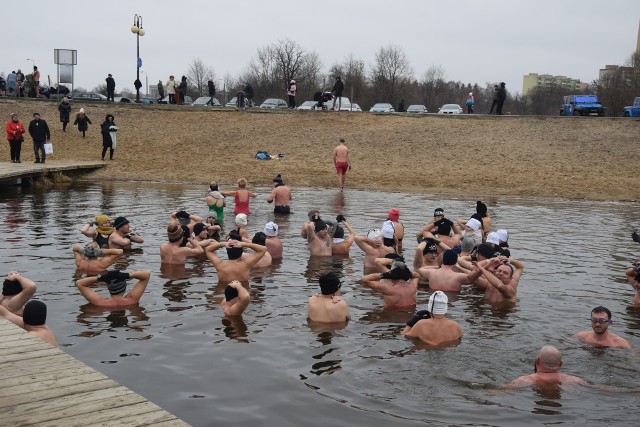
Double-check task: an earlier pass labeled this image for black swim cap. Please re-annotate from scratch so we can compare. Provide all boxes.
[193,223,206,236]
[442,250,458,266]
[314,220,328,233]
[226,247,244,260]
[319,272,341,295]
[477,243,497,259]
[333,225,344,239]
[252,232,266,246]
[23,300,47,326]
[2,279,22,296]
[224,285,239,301]
[381,263,412,281]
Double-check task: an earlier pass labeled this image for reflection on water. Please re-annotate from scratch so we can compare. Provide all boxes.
[1,182,640,426]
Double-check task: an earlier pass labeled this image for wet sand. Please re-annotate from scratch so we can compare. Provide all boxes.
[2,98,639,201]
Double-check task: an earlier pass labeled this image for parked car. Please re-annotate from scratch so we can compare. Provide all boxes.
[297,100,317,110]
[560,95,605,116]
[438,104,463,114]
[159,95,193,105]
[259,98,288,109]
[225,96,256,108]
[369,103,395,113]
[623,97,640,117]
[114,97,132,103]
[72,92,108,102]
[340,103,362,112]
[192,96,222,107]
[406,104,428,114]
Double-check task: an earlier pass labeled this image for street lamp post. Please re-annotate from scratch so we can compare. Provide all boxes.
[130,14,145,102]
[26,58,35,68]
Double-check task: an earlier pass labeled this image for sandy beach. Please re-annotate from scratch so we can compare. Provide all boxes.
[2,98,639,201]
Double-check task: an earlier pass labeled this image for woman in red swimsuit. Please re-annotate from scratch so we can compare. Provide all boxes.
[221,178,257,215]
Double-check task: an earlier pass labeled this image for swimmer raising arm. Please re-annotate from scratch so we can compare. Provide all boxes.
[0,272,37,313]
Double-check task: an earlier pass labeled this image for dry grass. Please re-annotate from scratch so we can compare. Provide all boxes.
[3,98,639,201]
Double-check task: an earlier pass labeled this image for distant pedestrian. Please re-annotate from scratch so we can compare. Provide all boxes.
[287,79,297,109]
[73,108,92,138]
[32,66,41,98]
[178,76,188,104]
[7,71,17,97]
[166,75,176,104]
[58,97,71,132]
[28,113,50,164]
[100,114,118,161]
[16,69,25,97]
[488,85,499,114]
[333,138,352,190]
[0,74,5,96]
[105,74,115,101]
[208,78,216,106]
[466,92,474,114]
[398,98,405,112]
[331,76,344,110]
[496,82,507,115]
[6,113,26,163]
[157,80,165,103]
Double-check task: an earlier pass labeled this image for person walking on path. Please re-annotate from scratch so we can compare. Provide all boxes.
[166,75,176,104]
[331,76,344,110]
[73,108,92,138]
[208,78,216,106]
[6,112,26,163]
[105,74,116,102]
[28,113,50,163]
[58,97,71,132]
[287,80,297,109]
[157,80,165,103]
[333,138,352,190]
[466,92,474,114]
[496,82,507,115]
[100,114,118,160]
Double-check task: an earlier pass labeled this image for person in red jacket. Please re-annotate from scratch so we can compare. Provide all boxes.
[6,112,26,163]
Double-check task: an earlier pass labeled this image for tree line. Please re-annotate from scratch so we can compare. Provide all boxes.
[90,39,639,115]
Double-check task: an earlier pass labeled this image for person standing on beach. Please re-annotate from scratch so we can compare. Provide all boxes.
[100,114,118,160]
[208,78,216,106]
[333,138,352,190]
[58,97,71,132]
[166,75,176,104]
[331,76,344,110]
[6,112,26,163]
[496,82,507,115]
[157,80,165,103]
[105,74,116,102]
[28,112,50,164]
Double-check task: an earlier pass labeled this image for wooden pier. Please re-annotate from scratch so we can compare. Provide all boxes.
[0,318,189,426]
[0,160,106,186]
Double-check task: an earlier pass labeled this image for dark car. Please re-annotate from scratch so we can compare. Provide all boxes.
[560,95,605,116]
[72,92,108,102]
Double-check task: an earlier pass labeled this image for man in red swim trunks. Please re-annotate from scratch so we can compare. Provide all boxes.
[333,138,352,190]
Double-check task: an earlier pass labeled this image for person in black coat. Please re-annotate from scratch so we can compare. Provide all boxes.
[58,97,71,131]
[73,108,92,138]
[331,76,344,110]
[106,74,115,102]
[179,76,188,103]
[28,113,50,163]
[207,79,216,105]
[496,82,507,115]
[100,114,117,160]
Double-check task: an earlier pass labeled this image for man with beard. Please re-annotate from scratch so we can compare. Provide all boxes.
[574,306,632,350]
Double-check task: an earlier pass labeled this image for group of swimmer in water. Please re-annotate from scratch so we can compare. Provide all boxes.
[3,153,640,391]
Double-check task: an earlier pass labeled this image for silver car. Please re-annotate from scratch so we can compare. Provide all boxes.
[260,98,289,109]
[438,104,463,114]
[297,101,317,110]
[369,103,395,113]
[340,103,362,112]
[192,96,222,107]
[406,104,428,114]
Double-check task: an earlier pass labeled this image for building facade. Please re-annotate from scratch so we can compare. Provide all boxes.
[522,73,582,96]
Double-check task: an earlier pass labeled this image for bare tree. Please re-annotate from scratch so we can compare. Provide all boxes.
[369,44,413,105]
[420,65,447,110]
[329,54,368,105]
[187,57,214,97]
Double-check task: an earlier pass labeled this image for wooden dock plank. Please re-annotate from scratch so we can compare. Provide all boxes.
[0,318,189,425]
[4,390,146,425]
[0,365,97,387]
[0,160,106,181]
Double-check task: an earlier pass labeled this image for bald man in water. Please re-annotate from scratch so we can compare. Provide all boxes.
[504,346,588,390]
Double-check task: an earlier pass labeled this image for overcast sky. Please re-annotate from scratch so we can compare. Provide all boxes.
[4,0,639,97]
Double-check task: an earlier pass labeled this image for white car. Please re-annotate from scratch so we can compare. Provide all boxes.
[192,96,221,107]
[260,98,288,109]
[406,104,428,114]
[438,104,463,114]
[340,103,362,112]
[369,103,395,113]
[297,100,317,110]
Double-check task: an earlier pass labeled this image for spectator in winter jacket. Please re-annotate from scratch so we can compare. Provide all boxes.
[488,85,499,114]
[287,80,297,109]
[58,97,71,131]
[157,80,165,103]
[496,82,507,115]
[6,112,26,163]
[28,113,50,163]
[331,76,344,110]
[100,114,118,161]
[208,79,216,106]
[178,76,188,105]
[466,92,474,114]
[7,71,17,97]
[73,108,92,138]
[106,74,116,101]
[166,75,176,104]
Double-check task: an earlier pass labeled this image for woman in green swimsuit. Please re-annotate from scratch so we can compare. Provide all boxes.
[206,182,226,223]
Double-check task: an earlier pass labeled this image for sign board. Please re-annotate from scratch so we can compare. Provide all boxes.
[54,49,77,65]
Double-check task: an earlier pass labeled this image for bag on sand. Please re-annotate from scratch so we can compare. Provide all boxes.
[255,151,271,160]
[44,143,53,155]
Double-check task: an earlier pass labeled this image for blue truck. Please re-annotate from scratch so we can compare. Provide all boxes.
[623,97,640,117]
[560,95,605,116]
